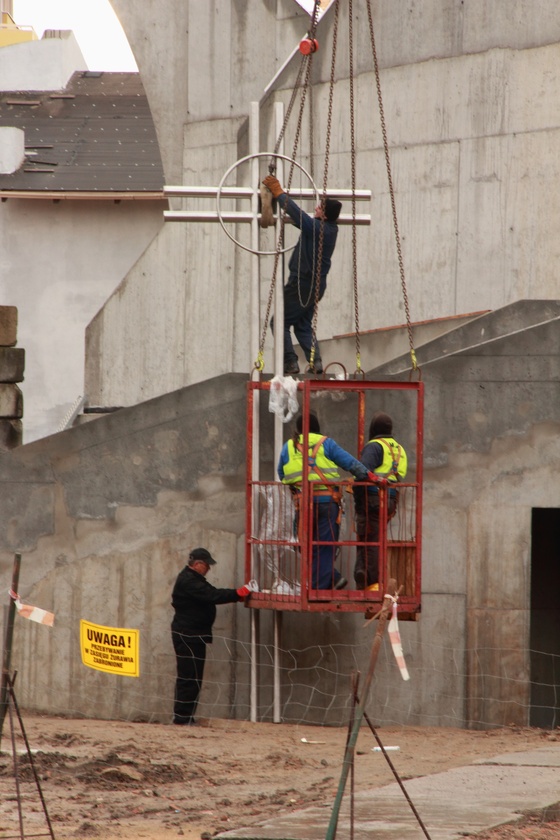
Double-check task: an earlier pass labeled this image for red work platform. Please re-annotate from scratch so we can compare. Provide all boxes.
[245,378,424,619]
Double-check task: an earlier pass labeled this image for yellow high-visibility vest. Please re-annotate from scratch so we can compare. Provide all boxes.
[369,437,407,482]
[281,433,340,491]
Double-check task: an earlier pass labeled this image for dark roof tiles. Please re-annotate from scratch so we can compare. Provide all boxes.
[0,71,164,193]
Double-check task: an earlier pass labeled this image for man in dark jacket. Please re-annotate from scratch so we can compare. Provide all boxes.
[354,412,408,590]
[263,174,342,376]
[171,547,251,725]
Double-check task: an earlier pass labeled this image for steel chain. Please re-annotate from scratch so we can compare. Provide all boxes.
[348,0,361,371]
[366,0,417,370]
[258,5,320,366]
[310,0,340,370]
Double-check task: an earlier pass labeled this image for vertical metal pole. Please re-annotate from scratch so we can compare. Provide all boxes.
[415,383,424,602]
[0,553,21,750]
[272,100,285,724]
[273,609,282,723]
[250,101,261,371]
[250,102,260,723]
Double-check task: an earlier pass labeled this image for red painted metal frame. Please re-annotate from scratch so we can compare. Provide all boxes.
[245,378,424,616]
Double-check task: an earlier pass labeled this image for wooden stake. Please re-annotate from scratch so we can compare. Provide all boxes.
[325,578,397,840]
[0,553,21,751]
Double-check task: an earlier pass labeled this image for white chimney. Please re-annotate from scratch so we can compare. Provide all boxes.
[0,127,25,174]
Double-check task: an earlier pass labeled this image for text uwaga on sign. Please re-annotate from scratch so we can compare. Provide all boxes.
[80,619,140,677]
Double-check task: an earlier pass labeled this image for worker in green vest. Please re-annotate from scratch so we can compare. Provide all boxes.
[278,412,370,589]
[354,412,407,590]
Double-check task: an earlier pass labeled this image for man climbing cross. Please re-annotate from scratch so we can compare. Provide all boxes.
[263,174,342,376]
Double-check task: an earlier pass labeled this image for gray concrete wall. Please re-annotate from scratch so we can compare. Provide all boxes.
[0,31,86,90]
[0,198,165,442]
[4,302,559,727]
[3,374,252,722]
[89,1,560,408]
[1,367,452,727]
[379,303,560,727]
[0,30,166,442]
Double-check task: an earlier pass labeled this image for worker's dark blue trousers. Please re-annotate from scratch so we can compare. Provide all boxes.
[354,496,397,588]
[311,498,342,589]
[271,277,324,369]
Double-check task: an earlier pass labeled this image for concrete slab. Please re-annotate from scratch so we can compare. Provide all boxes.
[218,746,560,840]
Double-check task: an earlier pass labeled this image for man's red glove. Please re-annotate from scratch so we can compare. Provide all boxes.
[237,585,250,598]
[367,472,387,486]
[262,175,284,198]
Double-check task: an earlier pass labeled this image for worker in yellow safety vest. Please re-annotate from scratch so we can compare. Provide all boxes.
[353,411,407,590]
[278,412,370,590]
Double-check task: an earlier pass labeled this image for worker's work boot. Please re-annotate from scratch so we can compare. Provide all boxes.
[284,360,300,375]
[354,570,366,590]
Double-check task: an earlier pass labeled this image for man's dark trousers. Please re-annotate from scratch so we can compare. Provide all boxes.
[172,631,207,724]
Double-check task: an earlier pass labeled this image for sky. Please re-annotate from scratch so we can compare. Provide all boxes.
[12,0,138,71]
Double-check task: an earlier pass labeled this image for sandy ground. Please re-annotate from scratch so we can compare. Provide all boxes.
[0,714,558,840]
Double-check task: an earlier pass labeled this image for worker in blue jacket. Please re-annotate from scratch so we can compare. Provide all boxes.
[263,175,342,376]
[278,412,370,590]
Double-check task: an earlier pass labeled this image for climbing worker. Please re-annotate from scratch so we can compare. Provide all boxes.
[262,174,342,376]
[171,547,257,725]
[353,412,408,591]
[278,412,370,590]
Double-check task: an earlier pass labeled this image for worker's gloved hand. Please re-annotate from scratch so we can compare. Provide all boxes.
[367,471,387,486]
[262,175,284,198]
[246,579,260,592]
[237,585,251,598]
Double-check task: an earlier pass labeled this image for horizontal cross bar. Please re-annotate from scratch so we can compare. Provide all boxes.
[164,185,254,199]
[164,210,371,225]
[164,185,371,202]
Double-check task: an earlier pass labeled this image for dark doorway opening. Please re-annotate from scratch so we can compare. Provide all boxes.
[530,508,560,728]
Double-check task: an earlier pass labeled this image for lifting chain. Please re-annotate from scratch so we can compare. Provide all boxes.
[255,2,321,371]
[366,0,418,373]
[348,0,362,373]
[257,0,417,377]
[309,0,340,372]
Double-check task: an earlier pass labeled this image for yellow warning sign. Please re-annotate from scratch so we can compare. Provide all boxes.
[80,620,140,678]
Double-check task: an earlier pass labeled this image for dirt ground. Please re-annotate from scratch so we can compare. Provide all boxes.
[0,714,558,840]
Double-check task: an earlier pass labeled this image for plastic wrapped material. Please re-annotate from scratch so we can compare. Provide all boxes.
[268,375,299,423]
[256,484,301,592]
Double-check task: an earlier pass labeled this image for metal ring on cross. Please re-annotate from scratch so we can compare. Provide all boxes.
[216,152,320,256]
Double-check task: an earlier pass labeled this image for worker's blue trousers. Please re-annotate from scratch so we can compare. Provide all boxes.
[311,498,342,589]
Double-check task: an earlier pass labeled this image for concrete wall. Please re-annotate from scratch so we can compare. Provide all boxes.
[0,198,166,442]
[0,31,86,90]
[3,301,559,728]
[1,369,438,726]
[89,1,560,408]
[0,29,167,443]
[3,375,252,722]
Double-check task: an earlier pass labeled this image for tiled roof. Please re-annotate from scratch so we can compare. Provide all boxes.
[0,71,165,194]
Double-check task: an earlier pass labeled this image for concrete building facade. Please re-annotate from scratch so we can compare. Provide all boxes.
[0,1,558,730]
[0,30,166,443]
[86,1,560,402]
